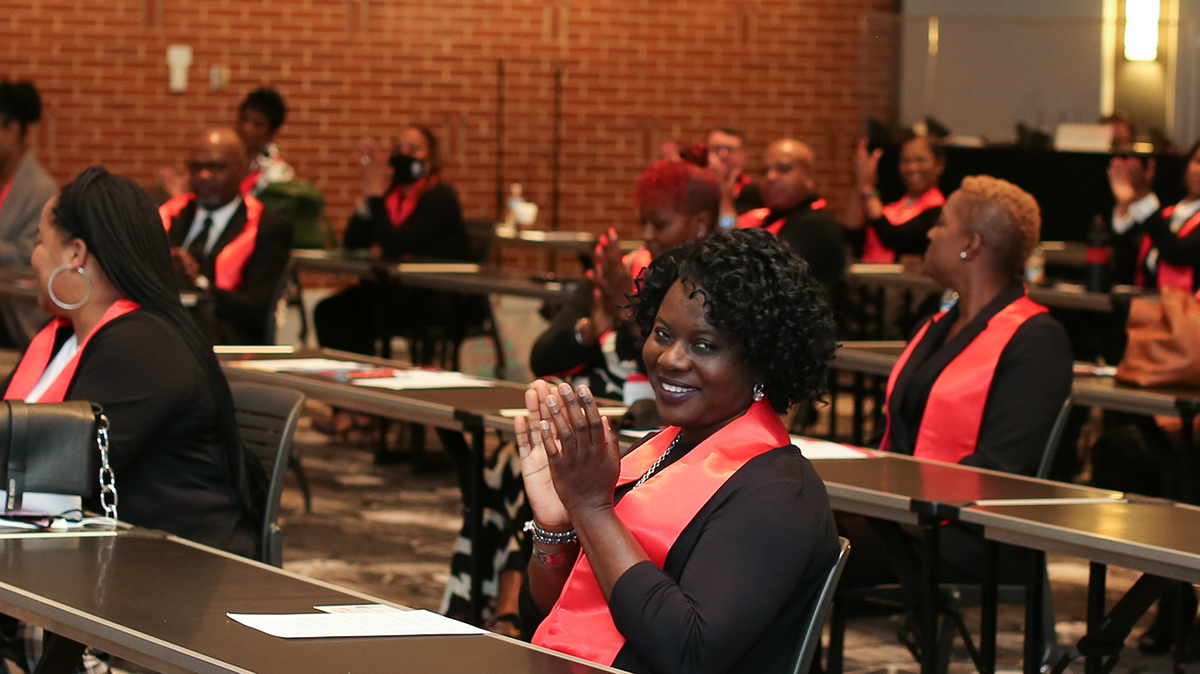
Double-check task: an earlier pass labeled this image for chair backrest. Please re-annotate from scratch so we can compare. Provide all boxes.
[230,382,306,567]
[463,218,498,264]
[790,537,851,674]
[1036,394,1074,480]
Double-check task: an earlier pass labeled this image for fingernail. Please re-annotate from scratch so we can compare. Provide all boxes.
[578,385,592,399]
[540,420,551,432]
[546,396,558,409]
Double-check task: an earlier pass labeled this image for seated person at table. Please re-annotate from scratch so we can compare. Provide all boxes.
[0,80,56,344]
[235,87,296,197]
[530,158,718,401]
[443,158,720,634]
[847,132,946,263]
[516,229,840,674]
[880,176,1072,471]
[706,127,763,227]
[313,125,470,357]
[7,166,263,554]
[159,129,293,344]
[738,139,846,287]
[1108,143,1200,296]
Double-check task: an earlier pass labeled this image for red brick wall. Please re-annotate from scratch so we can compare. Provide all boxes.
[3,0,898,257]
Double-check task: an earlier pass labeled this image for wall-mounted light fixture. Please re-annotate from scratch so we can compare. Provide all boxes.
[1124,0,1161,61]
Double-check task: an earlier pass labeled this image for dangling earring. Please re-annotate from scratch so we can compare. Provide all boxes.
[959,251,968,260]
[753,383,765,402]
[47,265,92,311]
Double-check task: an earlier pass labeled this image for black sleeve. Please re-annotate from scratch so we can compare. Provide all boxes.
[343,208,376,250]
[1143,210,1200,266]
[866,206,940,256]
[606,473,832,674]
[960,315,1074,475]
[66,315,201,473]
[528,281,604,378]
[211,212,293,338]
[734,183,765,214]
[778,216,847,287]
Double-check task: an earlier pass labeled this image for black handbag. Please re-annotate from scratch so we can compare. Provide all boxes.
[0,400,114,516]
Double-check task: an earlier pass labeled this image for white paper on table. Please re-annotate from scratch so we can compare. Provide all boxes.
[789,436,871,460]
[352,371,495,390]
[314,604,406,614]
[228,358,372,373]
[498,406,627,418]
[226,609,485,638]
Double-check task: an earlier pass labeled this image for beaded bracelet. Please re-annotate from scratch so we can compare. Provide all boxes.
[523,519,578,545]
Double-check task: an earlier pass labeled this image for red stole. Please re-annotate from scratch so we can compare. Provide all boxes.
[881,295,1046,464]
[4,299,141,403]
[532,400,789,665]
[864,187,945,264]
[0,180,12,215]
[732,172,751,199]
[158,194,263,292]
[239,170,262,196]
[384,177,439,228]
[737,199,828,236]
[1136,204,1200,298]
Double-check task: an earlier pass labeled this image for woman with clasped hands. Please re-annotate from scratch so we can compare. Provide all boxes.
[514,229,841,674]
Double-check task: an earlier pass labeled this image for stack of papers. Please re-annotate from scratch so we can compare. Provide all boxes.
[227,606,485,638]
[229,358,372,374]
[353,370,494,390]
[790,436,872,460]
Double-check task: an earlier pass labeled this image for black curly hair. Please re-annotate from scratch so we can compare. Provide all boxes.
[632,228,838,413]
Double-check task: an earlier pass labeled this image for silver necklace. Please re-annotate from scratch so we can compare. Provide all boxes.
[633,435,681,489]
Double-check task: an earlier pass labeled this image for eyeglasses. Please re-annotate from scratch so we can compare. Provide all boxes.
[709,144,743,155]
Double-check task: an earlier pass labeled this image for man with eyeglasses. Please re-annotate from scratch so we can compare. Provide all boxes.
[706,127,764,229]
[158,129,292,344]
[737,138,845,287]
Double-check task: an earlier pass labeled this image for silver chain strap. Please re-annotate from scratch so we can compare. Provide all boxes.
[96,413,118,522]
[632,434,681,489]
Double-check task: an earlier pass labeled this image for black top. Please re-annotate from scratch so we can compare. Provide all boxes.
[885,280,1073,475]
[22,312,258,556]
[864,205,942,257]
[166,199,293,344]
[345,182,471,262]
[759,196,847,287]
[734,182,764,215]
[523,441,840,674]
[528,281,643,401]
[1115,207,1200,292]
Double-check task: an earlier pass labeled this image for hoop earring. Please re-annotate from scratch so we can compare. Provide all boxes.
[47,265,92,311]
[753,383,765,402]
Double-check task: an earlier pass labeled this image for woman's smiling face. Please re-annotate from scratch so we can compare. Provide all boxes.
[643,278,757,444]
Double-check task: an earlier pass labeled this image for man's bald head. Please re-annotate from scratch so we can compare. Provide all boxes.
[760,138,818,211]
[189,128,248,209]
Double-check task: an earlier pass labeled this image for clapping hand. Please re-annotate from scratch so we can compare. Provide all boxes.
[592,229,633,324]
[358,137,393,198]
[1108,156,1156,211]
[515,380,571,529]
[854,138,882,193]
[536,382,622,517]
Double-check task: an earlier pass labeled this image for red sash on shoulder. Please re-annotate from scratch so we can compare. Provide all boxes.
[0,180,12,216]
[532,400,789,665]
[737,199,827,236]
[881,295,1046,464]
[864,187,945,264]
[4,299,141,403]
[384,176,440,228]
[158,194,262,292]
[239,170,262,196]
[1136,204,1200,298]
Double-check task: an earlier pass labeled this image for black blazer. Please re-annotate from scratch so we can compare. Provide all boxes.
[166,198,293,343]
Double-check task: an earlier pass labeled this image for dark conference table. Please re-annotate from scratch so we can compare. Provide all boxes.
[290,250,576,304]
[0,529,619,674]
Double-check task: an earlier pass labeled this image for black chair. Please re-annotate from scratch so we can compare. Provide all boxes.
[406,217,507,378]
[825,397,1074,674]
[791,537,851,674]
[230,382,307,567]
